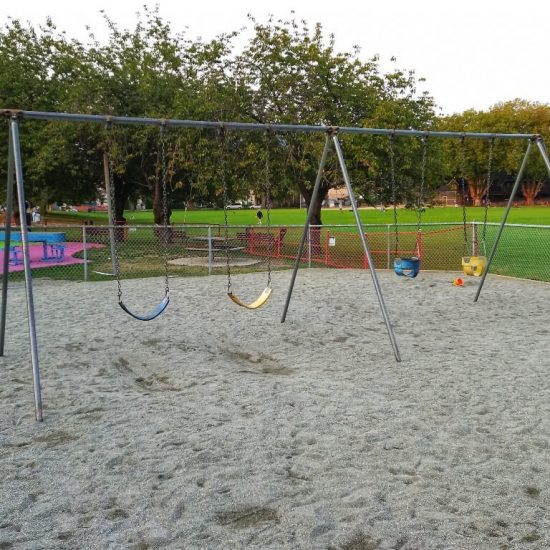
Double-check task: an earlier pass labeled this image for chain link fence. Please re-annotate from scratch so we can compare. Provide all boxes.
[2,222,550,283]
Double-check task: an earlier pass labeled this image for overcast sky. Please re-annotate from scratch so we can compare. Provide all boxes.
[2,0,549,116]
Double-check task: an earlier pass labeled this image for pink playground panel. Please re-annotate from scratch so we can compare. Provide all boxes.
[1,242,104,274]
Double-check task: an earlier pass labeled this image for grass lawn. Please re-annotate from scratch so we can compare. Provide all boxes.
[44,205,550,227]
[0,241,21,249]
[5,206,548,283]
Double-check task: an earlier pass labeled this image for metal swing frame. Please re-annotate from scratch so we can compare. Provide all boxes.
[3,109,550,420]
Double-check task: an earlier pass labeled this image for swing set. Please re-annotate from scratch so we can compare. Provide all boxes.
[3,108,550,421]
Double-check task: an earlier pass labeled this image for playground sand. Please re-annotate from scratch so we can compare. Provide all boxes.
[1,270,549,548]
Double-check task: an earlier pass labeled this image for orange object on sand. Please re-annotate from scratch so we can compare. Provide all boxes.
[453,277,464,286]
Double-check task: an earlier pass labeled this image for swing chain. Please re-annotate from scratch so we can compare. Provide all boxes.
[414,135,428,254]
[264,128,272,287]
[389,134,399,256]
[160,123,170,295]
[417,135,428,229]
[105,122,123,302]
[481,137,495,251]
[219,127,232,293]
[459,136,469,255]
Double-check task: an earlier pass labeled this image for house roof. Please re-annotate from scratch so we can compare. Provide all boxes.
[327,187,349,200]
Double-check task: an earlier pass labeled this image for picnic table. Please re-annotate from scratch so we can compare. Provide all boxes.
[183,236,244,261]
[1,231,66,262]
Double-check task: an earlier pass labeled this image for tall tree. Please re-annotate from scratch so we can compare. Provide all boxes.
[230,15,437,224]
[438,100,550,204]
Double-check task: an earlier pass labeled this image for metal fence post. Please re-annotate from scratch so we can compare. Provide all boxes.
[386,224,391,269]
[82,224,88,282]
[207,226,212,275]
[308,225,312,268]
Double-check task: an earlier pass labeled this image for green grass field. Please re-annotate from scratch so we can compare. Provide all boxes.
[5,206,549,283]
[45,205,550,227]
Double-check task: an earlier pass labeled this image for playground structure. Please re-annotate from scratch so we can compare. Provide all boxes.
[1,231,66,266]
[2,109,550,422]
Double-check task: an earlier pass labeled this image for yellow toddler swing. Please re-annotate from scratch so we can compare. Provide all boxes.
[459,137,494,278]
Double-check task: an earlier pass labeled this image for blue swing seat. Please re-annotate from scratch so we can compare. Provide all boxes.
[118,294,170,321]
[394,257,420,278]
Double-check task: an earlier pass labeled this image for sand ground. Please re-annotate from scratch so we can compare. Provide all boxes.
[1,269,549,549]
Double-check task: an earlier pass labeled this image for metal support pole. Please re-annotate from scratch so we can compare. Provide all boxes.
[474,140,533,302]
[332,135,401,362]
[103,152,117,275]
[535,138,550,179]
[281,135,332,323]
[10,117,43,421]
[0,124,15,356]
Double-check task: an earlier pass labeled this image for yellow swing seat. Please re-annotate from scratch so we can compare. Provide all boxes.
[228,287,272,309]
[462,255,487,277]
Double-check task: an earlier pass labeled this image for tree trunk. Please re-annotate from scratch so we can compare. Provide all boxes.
[152,177,172,225]
[113,175,127,223]
[521,180,543,206]
[152,177,163,225]
[467,178,487,207]
[297,180,329,256]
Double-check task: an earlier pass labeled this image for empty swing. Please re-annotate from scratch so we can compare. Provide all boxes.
[219,128,273,309]
[389,135,426,278]
[106,124,171,320]
[460,137,494,277]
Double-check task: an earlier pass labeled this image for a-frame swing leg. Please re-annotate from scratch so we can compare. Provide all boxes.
[0,122,15,357]
[281,132,401,363]
[474,139,533,303]
[332,135,401,362]
[281,134,332,324]
[9,117,43,421]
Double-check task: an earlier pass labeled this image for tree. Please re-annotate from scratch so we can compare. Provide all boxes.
[521,180,544,205]
[1,10,441,222]
[0,18,102,211]
[438,100,550,204]
[230,15,437,225]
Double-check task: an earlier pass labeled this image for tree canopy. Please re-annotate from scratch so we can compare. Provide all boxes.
[1,9,549,221]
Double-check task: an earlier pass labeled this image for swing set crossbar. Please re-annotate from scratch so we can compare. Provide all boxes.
[0,109,541,141]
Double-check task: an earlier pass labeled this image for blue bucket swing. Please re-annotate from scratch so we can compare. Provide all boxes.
[390,134,427,279]
[394,256,420,278]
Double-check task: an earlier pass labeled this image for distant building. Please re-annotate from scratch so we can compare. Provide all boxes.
[433,181,459,206]
[326,187,349,207]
